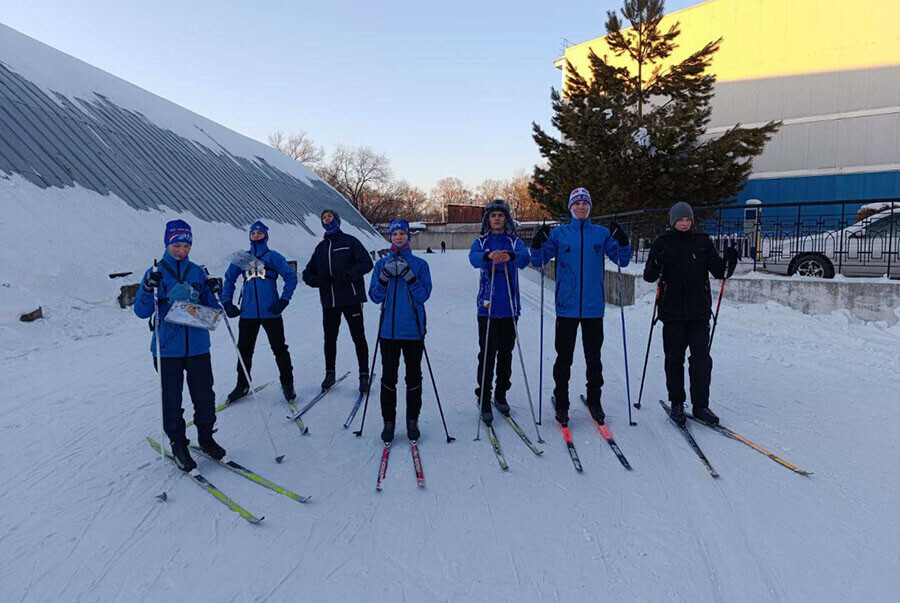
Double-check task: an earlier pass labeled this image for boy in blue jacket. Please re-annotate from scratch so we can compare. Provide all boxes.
[469,200,530,425]
[368,219,433,442]
[134,220,226,471]
[221,220,299,403]
[530,188,631,426]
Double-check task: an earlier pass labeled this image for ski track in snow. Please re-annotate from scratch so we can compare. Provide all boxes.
[1,250,899,602]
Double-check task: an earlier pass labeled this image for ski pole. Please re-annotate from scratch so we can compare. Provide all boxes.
[503,267,544,442]
[708,277,727,352]
[475,264,496,442]
[354,299,387,437]
[151,260,169,501]
[405,285,456,443]
[538,261,545,425]
[205,269,284,463]
[615,254,636,426]
[635,284,660,410]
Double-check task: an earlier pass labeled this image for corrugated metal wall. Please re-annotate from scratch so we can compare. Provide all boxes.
[0,62,376,235]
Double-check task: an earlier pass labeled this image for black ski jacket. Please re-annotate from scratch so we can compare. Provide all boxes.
[302,231,374,308]
[643,229,727,321]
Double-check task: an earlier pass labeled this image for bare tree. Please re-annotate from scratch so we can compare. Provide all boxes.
[474,179,506,205]
[320,146,392,205]
[268,130,325,166]
[430,177,473,221]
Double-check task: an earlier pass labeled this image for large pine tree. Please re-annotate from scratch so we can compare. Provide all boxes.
[531,0,779,217]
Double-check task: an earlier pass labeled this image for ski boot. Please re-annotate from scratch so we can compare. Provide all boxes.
[669,402,686,428]
[692,406,719,426]
[587,401,605,425]
[170,439,197,472]
[494,392,511,417]
[198,433,226,460]
[282,381,296,402]
[321,370,336,391]
[381,421,395,443]
[227,383,249,403]
[359,372,370,395]
[552,396,569,426]
[481,410,494,426]
[407,418,420,441]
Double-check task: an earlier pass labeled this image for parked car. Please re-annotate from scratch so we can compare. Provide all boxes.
[761,206,900,278]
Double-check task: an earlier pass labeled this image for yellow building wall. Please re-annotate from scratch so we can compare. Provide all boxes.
[557,0,900,86]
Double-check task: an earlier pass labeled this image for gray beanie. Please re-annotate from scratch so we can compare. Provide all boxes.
[669,202,694,227]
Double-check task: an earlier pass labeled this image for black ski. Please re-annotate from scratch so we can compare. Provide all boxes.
[658,400,719,478]
[687,414,811,476]
[580,395,632,470]
[344,372,376,429]
[560,424,583,472]
[288,371,351,419]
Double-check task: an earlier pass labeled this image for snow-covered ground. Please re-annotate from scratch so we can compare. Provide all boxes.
[2,249,899,602]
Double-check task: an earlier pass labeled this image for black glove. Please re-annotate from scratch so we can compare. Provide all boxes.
[223,301,241,318]
[143,271,162,292]
[647,252,662,272]
[205,277,223,295]
[609,221,629,247]
[531,225,551,250]
[723,247,739,277]
[269,298,289,315]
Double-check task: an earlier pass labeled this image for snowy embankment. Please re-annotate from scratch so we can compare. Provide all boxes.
[1,241,899,601]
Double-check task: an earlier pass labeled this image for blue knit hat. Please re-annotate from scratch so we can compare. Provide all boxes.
[164,219,192,246]
[249,220,269,243]
[568,187,592,209]
[389,219,410,237]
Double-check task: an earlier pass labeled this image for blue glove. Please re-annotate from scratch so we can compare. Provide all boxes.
[269,299,289,315]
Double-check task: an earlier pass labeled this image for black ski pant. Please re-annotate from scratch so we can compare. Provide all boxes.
[379,339,424,423]
[323,304,369,374]
[235,317,294,388]
[662,318,712,409]
[553,317,604,411]
[475,316,516,412]
[154,353,216,443]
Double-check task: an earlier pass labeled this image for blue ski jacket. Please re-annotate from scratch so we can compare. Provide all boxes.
[222,241,298,319]
[134,250,218,358]
[368,248,433,341]
[468,233,530,318]
[530,219,631,318]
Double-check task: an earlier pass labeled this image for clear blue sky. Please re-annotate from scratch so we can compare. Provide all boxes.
[3,0,697,191]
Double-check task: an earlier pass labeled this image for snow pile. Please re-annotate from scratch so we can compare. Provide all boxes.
[0,174,385,350]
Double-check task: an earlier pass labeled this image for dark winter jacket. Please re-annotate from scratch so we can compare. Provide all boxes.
[368,248,433,340]
[530,219,631,318]
[134,250,218,358]
[468,233,530,318]
[302,231,374,308]
[643,229,727,321]
[222,241,298,319]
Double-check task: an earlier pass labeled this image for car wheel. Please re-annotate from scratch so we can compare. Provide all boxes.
[791,254,835,278]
